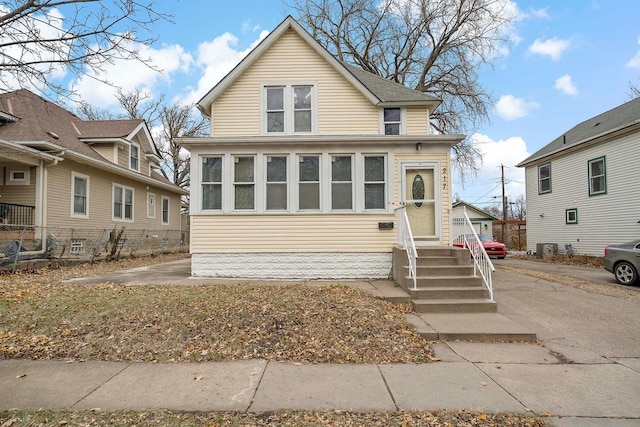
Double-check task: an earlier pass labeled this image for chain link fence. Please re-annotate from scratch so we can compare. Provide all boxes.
[0,225,189,272]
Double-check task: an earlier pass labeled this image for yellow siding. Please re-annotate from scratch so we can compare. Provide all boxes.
[45,160,182,230]
[190,214,396,253]
[92,145,115,162]
[211,28,378,136]
[0,163,36,205]
[406,106,430,135]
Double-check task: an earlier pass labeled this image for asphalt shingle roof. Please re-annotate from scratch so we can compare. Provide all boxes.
[518,96,640,166]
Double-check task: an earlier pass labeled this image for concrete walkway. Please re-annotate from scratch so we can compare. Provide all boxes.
[2,257,639,426]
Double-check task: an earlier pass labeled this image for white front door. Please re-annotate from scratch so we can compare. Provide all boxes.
[402,162,441,244]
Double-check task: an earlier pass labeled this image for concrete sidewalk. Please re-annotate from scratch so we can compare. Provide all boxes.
[3,257,639,426]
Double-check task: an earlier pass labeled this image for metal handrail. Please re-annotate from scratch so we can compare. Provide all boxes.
[396,205,417,289]
[451,208,495,300]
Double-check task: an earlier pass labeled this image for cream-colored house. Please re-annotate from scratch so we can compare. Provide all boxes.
[0,89,187,258]
[182,16,464,279]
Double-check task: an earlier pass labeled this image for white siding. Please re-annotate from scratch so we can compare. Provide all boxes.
[525,131,640,256]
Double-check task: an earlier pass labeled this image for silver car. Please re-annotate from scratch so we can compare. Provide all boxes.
[603,239,640,286]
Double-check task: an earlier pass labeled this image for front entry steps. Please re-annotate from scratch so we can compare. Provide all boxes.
[390,245,537,342]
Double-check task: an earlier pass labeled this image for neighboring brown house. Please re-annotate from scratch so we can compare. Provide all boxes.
[0,89,187,260]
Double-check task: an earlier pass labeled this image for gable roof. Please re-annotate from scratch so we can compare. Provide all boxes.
[452,200,498,221]
[197,15,440,116]
[0,89,185,194]
[517,96,640,167]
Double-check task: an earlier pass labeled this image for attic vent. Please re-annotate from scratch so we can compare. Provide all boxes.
[594,122,600,127]
[47,131,59,139]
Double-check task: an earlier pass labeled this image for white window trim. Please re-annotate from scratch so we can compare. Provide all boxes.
[265,154,289,212]
[362,154,388,211]
[129,142,140,172]
[379,107,406,135]
[161,196,170,225]
[233,155,257,212]
[7,169,30,185]
[260,82,318,135]
[193,152,394,215]
[147,193,156,219]
[112,183,135,222]
[71,172,90,218]
[538,163,551,194]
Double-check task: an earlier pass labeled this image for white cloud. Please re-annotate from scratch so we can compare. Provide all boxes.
[452,133,530,203]
[69,41,193,107]
[554,74,578,95]
[626,36,640,68]
[494,95,539,120]
[181,29,270,105]
[528,37,571,61]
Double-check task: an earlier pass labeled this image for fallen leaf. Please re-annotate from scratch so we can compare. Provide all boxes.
[194,375,203,381]
[16,373,27,378]
[479,381,487,386]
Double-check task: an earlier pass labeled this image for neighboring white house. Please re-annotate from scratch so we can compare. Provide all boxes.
[181,16,465,279]
[517,97,640,256]
[451,201,498,238]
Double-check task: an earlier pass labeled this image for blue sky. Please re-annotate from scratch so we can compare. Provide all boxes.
[50,1,640,210]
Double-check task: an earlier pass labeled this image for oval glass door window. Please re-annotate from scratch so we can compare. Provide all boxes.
[412,174,425,208]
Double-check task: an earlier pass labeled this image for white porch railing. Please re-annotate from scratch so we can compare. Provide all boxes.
[396,206,417,289]
[451,207,495,301]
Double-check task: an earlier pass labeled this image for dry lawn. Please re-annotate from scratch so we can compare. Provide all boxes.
[0,254,432,364]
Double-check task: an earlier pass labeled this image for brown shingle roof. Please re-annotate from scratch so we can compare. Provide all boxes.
[73,119,144,139]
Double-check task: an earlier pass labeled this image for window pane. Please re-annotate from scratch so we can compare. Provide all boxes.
[114,186,122,201]
[267,156,287,182]
[384,123,400,135]
[591,160,603,176]
[74,196,86,214]
[234,157,254,182]
[202,157,222,182]
[202,184,221,209]
[332,156,351,181]
[74,177,86,196]
[235,184,254,209]
[539,164,550,179]
[294,110,311,132]
[384,108,401,122]
[294,86,311,109]
[591,177,604,193]
[267,112,284,132]
[299,156,319,181]
[332,183,352,209]
[125,189,133,204]
[267,184,287,210]
[267,87,283,110]
[299,183,319,209]
[365,156,384,181]
[114,202,122,218]
[365,183,385,209]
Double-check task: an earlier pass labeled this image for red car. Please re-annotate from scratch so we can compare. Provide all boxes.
[453,234,507,259]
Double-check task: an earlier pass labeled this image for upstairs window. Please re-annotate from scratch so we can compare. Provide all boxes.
[264,84,315,134]
[383,108,402,135]
[538,163,551,194]
[588,156,606,196]
[130,144,139,171]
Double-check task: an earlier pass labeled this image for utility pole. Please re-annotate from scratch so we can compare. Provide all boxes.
[501,164,507,244]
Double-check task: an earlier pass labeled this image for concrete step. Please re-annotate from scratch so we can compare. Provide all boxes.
[406,313,537,342]
[412,298,497,314]
[416,247,466,257]
[407,286,490,300]
[411,276,484,288]
[415,265,475,276]
[414,256,468,266]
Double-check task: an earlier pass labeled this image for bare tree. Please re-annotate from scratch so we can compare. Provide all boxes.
[0,0,170,97]
[290,0,516,180]
[629,80,640,99]
[75,90,209,202]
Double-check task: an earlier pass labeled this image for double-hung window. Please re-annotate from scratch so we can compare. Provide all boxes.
[72,173,89,217]
[538,163,551,194]
[130,144,139,171]
[113,185,133,221]
[147,193,156,218]
[298,155,320,210]
[588,156,606,196]
[331,155,353,210]
[264,84,314,134]
[202,157,222,210]
[162,196,169,224]
[383,108,402,135]
[266,156,287,210]
[364,156,386,209]
[234,156,255,210]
